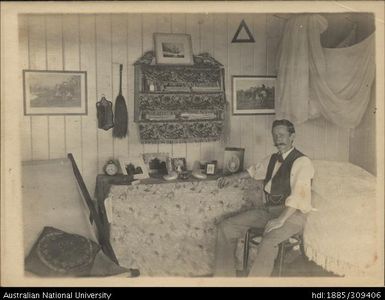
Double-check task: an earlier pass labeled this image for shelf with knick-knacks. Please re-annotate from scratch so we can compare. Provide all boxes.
[134,51,226,144]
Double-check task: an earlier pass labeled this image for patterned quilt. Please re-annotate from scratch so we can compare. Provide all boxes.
[107,179,262,276]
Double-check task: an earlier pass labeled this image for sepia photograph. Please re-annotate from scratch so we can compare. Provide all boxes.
[154,33,193,65]
[23,70,87,115]
[0,0,384,289]
[232,76,275,115]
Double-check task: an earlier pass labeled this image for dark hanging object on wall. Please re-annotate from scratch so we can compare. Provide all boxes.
[96,96,114,130]
[113,64,128,138]
[231,19,255,43]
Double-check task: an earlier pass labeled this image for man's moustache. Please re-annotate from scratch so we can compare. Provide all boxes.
[274,143,286,146]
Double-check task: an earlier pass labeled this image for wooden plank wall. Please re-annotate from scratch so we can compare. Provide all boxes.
[19,13,350,192]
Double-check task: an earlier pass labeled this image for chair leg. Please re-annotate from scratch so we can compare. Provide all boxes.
[277,243,285,277]
[299,235,306,257]
[243,230,250,275]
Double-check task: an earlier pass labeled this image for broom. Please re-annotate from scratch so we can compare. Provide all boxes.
[113,64,128,138]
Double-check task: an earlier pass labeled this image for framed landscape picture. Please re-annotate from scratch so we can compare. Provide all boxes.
[232,76,276,115]
[23,70,87,115]
[154,33,193,65]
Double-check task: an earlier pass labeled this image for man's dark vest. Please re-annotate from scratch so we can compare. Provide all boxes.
[264,148,305,206]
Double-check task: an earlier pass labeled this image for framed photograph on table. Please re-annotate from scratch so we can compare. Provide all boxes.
[232,76,275,115]
[171,157,187,174]
[142,152,171,176]
[205,161,217,175]
[23,70,87,115]
[154,33,193,65]
[223,147,245,175]
[119,156,149,180]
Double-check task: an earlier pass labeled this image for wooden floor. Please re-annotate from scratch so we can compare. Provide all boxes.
[278,257,338,277]
[273,251,339,277]
[234,249,340,277]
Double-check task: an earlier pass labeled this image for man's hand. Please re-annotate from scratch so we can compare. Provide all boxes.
[263,218,285,235]
[217,171,250,189]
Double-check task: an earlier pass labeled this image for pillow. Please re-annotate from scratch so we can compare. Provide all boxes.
[25,226,100,277]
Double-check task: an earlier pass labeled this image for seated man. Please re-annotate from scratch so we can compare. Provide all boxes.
[215,119,314,277]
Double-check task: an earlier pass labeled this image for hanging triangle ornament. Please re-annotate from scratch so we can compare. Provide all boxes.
[231,19,255,43]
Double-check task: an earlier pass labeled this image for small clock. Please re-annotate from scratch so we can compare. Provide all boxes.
[104,160,119,176]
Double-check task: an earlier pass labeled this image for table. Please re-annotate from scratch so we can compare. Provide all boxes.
[94,172,223,236]
[98,176,263,276]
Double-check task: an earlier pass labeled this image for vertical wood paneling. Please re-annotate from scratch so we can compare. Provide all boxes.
[199,14,218,164]
[170,14,188,161]
[19,15,32,161]
[29,15,49,160]
[141,14,159,156]
[62,15,82,169]
[221,15,232,164]
[254,15,271,163]
[239,15,266,168]
[239,15,255,169]
[185,14,202,168]
[46,15,66,160]
[126,14,143,159]
[156,14,174,157]
[111,14,129,159]
[265,15,280,158]
[213,14,228,169]
[227,15,242,148]
[20,13,354,187]
[95,15,114,172]
[80,15,98,191]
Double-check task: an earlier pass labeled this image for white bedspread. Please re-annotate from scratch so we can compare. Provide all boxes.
[304,160,379,277]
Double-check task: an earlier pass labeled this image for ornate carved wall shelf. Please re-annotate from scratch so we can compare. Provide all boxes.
[134,51,226,144]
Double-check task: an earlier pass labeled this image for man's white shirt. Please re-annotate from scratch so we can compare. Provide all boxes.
[247,147,315,213]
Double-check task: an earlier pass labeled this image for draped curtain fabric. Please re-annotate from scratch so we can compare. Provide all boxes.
[276,14,375,128]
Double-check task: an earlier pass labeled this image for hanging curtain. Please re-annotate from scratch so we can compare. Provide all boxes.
[276,14,375,128]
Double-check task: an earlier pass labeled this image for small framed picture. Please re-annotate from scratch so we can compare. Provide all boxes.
[232,76,276,115]
[142,152,171,176]
[171,157,187,174]
[119,156,149,180]
[223,147,245,175]
[23,70,87,115]
[205,161,217,175]
[154,33,194,65]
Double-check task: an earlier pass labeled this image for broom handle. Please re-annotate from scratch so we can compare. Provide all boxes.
[119,64,123,95]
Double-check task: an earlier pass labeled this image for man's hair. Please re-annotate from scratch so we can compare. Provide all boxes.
[272,119,295,134]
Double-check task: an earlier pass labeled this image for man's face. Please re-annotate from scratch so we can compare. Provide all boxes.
[272,125,295,153]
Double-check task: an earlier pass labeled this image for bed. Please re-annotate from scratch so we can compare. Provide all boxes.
[304,160,380,277]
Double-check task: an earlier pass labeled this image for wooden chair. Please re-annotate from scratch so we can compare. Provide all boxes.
[242,227,305,277]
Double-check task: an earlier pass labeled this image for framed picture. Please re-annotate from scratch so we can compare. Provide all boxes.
[154,33,193,65]
[205,161,217,175]
[223,147,245,175]
[171,157,187,174]
[232,76,276,115]
[142,152,171,176]
[119,156,149,180]
[23,70,87,115]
